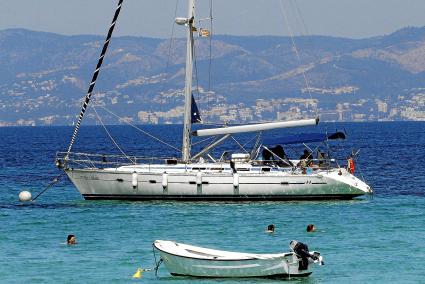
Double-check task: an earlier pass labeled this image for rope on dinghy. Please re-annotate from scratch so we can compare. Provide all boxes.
[152,245,163,277]
[64,0,124,163]
[130,246,163,279]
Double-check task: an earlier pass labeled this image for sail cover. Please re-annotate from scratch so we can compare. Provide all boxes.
[264,132,346,146]
[191,95,202,124]
[193,118,318,136]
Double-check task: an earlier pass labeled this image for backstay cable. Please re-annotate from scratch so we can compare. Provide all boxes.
[279,0,318,118]
[65,0,124,161]
[165,0,180,72]
[208,0,213,92]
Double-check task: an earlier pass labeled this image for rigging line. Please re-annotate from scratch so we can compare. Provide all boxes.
[289,0,324,86]
[91,104,136,164]
[250,132,263,158]
[290,0,336,127]
[279,0,318,118]
[202,119,308,126]
[192,38,204,121]
[289,0,309,36]
[32,173,64,202]
[200,122,225,126]
[290,0,334,112]
[192,135,215,146]
[193,39,201,99]
[165,0,180,73]
[230,136,248,153]
[207,0,213,109]
[160,0,180,116]
[240,133,260,149]
[65,0,124,161]
[94,103,181,152]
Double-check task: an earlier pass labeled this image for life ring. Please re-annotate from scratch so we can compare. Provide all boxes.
[348,158,355,174]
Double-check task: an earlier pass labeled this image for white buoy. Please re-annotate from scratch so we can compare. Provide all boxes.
[19,190,32,202]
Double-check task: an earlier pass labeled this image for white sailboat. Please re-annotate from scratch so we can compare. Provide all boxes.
[56,0,372,200]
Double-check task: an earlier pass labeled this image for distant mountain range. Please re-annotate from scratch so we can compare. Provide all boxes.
[1,27,425,126]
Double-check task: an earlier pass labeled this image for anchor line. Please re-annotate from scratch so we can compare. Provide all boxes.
[32,173,64,202]
[152,245,163,277]
[65,0,124,162]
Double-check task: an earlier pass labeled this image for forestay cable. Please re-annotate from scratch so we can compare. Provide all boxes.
[65,0,124,161]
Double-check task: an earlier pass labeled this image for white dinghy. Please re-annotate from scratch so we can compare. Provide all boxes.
[153,240,324,278]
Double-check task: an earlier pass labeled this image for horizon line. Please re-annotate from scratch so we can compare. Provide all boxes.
[1,25,425,41]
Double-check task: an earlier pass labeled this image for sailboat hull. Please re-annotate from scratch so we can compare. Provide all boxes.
[82,194,360,201]
[65,167,370,201]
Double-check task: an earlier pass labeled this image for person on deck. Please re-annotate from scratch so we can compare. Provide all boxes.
[273,145,292,167]
[262,148,273,165]
[299,149,312,160]
[317,150,325,167]
[347,155,355,174]
[298,149,312,168]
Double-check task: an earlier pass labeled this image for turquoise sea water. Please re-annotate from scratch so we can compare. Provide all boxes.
[1,122,425,283]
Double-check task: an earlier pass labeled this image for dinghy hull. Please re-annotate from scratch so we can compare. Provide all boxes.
[153,240,319,278]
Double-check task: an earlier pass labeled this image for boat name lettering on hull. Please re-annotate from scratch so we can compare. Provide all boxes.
[78,175,99,180]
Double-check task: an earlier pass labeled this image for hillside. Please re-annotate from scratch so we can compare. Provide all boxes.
[1,27,425,125]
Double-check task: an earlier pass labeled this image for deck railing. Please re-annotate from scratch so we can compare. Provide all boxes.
[55,151,178,169]
[55,152,341,173]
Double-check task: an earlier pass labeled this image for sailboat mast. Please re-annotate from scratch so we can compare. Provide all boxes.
[182,0,196,162]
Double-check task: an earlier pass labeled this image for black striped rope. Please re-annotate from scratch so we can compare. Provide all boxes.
[65,0,124,160]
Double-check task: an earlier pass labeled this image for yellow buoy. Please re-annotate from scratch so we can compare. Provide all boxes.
[132,268,143,279]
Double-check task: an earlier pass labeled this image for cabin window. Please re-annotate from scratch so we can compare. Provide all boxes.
[191,167,206,171]
[166,159,178,165]
[210,168,224,171]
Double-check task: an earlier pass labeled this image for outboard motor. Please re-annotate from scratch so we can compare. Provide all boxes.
[290,240,320,270]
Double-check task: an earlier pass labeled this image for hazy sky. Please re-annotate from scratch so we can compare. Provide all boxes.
[1,0,424,39]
